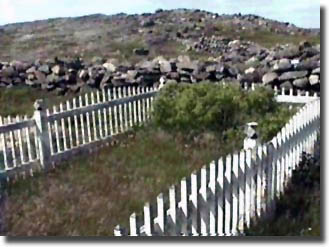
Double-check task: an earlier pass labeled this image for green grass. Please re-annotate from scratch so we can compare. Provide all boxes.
[0,86,93,117]
[213,24,320,48]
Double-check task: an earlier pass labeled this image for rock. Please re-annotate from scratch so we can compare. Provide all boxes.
[27,73,36,80]
[140,19,155,27]
[91,56,105,64]
[11,61,28,73]
[46,74,59,84]
[34,71,47,83]
[312,67,320,74]
[177,59,198,72]
[38,64,50,74]
[46,83,56,91]
[262,72,278,85]
[273,58,292,72]
[78,69,89,80]
[280,81,293,90]
[133,48,149,56]
[100,72,112,88]
[26,66,37,74]
[126,70,138,80]
[279,71,308,81]
[137,60,157,71]
[67,84,82,93]
[299,40,312,49]
[1,66,16,77]
[292,77,309,88]
[245,67,256,74]
[205,64,217,73]
[274,45,300,59]
[309,75,319,86]
[159,60,172,73]
[295,60,318,71]
[103,62,117,72]
[51,65,65,75]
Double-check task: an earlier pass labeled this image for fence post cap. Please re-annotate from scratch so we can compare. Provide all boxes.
[246,122,258,127]
[34,99,45,111]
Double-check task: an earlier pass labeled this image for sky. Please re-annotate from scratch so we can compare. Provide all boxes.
[0,0,320,28]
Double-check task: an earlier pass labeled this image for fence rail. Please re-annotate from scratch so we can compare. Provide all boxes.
[113,98,320,236]
[0,83,320,180]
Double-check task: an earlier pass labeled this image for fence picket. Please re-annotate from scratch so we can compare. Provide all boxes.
[107,88,114,136]
[129,213,138,236]
[66,101,74,149]
[245,149,252,228]
[79,96,86,145]
[238,150,246,233]
[199,165,209,236]
[155,193,165,235]
[127,86,133,128]
[224,154,232,236]
[190,171,199,236]
[256,146,262,218]
[117,87,124,133]
[113,88,119,134]
[122,87,129,131]
[16,116,25,164]
[143,203,152,236]
[91,92,98,140]
[217,157,225,236]
[59,104,68,151]
[231,153,239,234]
[96,90,104,139]
[85,94,92,143]
[0,117,9,170]
[23,115,33,163]
[167,185,177,235]
[178,177,189,236]
[102,88,109,137]
[209,161,216,236]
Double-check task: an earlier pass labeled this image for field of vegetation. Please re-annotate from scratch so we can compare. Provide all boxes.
[0,83,300,236]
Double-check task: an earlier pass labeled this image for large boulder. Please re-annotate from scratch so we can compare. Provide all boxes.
[38,64,50,74]
[103,62,117,72]
[280,81,293,90]
[51,65,65,75]
[262,72,278,85]
[272,58,292,72]
[295,59,319,71]
[159,60,172,73]
[309,75,319,86]
[140,19,155,27]
[279,71,308,81]
[292,77,309,88]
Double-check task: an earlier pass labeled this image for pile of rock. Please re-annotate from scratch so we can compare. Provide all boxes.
[0,41,320,95]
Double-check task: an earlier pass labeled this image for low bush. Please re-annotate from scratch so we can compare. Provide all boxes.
[152,83,293,142]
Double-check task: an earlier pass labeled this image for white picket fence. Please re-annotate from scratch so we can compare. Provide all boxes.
[113,98,320,236]
[0,83,319,180]
[0,86,158,179]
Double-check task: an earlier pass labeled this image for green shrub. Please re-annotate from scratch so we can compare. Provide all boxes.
[153,83,245,134]
[152,83,293,142]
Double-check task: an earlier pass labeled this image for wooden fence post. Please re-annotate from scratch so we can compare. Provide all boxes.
[33,99,51,171]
